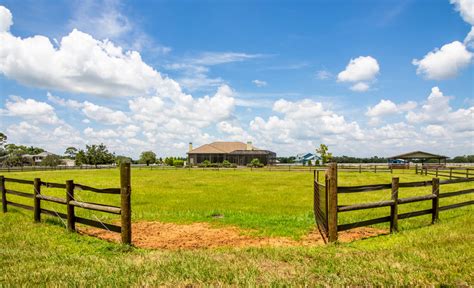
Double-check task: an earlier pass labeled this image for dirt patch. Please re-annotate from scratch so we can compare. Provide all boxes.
[78,221,387,250]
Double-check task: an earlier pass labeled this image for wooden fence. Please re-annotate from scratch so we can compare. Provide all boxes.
[314,163,474,242]
[417,166,472,179]
[0,163,132,244]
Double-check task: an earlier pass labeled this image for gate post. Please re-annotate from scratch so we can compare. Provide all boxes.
[120,163,132,245]
[432,178,439,224]
[327,163,338,242]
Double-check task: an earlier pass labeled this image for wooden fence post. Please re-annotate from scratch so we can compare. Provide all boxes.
[432,178,439,224]
[390,177,399,233]
[33,178,41,222]
[327,163,338,242]
[449,168,452,180]
[66,180,75,231]
[415,164,418,174]
[436,168,438,178]
[359,164,362,173]
[374,165,377,173]
[120,163,132,245]
[466,168,469,179]
[0,176,6,213]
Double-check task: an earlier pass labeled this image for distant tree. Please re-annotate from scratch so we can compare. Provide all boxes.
[164,157,174,166]
[250,158,263,167]
[0,132,6,147]
[173,159,184,167]
[116,155,132,165]
[316,144,333,164]
[41,155,62,167]
[3,154,22,167]
[64,147,78,159]
[75,150,86,166]
[139,151,157,166]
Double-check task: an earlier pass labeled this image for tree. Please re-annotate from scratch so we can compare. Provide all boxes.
[116,155,132,165]
[75,150,86,166]
[250,158,263,167]
[41,155,62,166]
[64,147,78,159]
[139,151,157,166]
[0,132,6,147]
[316,144,333,164]
[164,157,174,166]
[85,144,115,167]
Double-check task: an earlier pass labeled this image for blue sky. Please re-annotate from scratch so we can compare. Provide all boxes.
[0,0,473,158]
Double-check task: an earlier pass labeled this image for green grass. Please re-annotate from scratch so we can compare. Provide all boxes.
[0,168,473,285]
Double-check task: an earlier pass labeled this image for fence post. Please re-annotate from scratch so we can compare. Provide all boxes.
[374,165,377,173]
[34,178,41,222]
[415,164,418,174]
[390,177,399,233]
[327,163,338,242]
[449,168,452,180]
[66,180,75,231]
[432,178,439,224]
[120,163,132,245]
[436,168,438,178]
[467,168,469,179]
[0,176,6,213]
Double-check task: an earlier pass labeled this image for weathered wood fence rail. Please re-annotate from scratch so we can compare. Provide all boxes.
[314,163,474,243]
[0,163,132,244]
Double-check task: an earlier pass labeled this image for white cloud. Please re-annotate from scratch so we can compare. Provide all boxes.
[464,26,474,48]
[413,41,472,80]
[406,86,474,133]
[189,52,264,66]
[366,100,398,117]
[337,56,380,92]
[82,101,129,125]
[47,92,83,109]
[350,82,370,92]
[0,9,180,98]
[252,79,267,87]
[450,0,474,25]
[315,70,332,80]
[84,127,119,138]
[0,5,12,32]
[1,96,60,124]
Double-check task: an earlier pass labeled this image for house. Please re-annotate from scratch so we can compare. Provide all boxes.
[187,141,276,166]
[295,153,320,165]
[22,151,56,165]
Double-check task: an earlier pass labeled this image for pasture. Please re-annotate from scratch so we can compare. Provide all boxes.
[0,168,473,285]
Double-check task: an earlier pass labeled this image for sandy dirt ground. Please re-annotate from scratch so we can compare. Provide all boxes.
[79,221,388,249]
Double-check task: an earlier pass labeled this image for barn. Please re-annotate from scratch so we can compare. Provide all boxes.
[187,141,276,166]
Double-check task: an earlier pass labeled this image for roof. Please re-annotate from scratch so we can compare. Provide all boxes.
[188,141,262,154]
[389,151,448,160]
[295,153,320,161]
[228,150,275,155]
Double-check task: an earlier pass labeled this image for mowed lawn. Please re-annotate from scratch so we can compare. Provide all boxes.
[0,168,473,285]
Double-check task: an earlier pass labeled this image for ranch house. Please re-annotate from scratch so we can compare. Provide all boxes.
[187,141,276,166]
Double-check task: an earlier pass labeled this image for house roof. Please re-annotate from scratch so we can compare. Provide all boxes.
[188,141,261,154]
[228,150,275,155]
[389,151,448,160]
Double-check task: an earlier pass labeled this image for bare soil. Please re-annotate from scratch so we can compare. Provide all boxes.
[78,221,387,250]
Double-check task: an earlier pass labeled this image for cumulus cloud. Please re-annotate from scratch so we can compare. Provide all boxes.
[82,102,129,125]
[0,5,12,32]
[252,79,267,87]
[337,56,380,92]
[366,99,417,125]
[1,96,60,124]
[0,5,180,98]
[450,0,474,25]
[413,41,472,80]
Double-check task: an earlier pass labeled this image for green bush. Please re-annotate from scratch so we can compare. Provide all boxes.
[222,160,231,168]
[249,158,264,168]
[173,159,184,167]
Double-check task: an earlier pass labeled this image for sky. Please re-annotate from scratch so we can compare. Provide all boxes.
[0,0,473,158]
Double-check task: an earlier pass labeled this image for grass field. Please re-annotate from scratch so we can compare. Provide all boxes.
[0,168,473,285]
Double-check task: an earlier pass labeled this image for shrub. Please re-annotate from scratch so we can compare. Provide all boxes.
[222,160,231,168]
[41,155,62,167]
[173,159,184,167]
[202,160,211,167]
[249,158,264,168]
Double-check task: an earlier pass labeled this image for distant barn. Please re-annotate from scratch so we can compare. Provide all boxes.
[388,151,448,169]
[187,141,276,166]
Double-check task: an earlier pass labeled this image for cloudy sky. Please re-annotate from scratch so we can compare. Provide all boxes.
[0,0,473,158]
